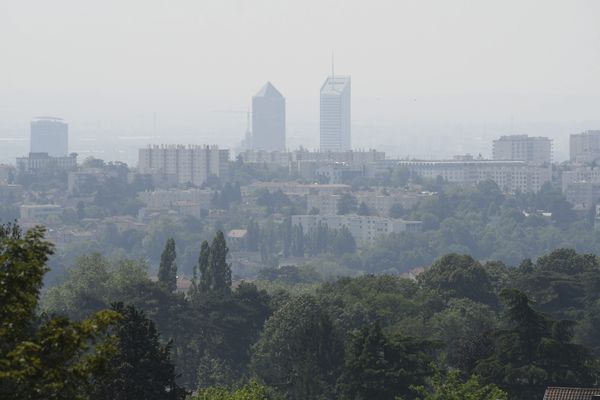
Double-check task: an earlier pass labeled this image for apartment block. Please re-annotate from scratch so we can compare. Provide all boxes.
[138,145,229,187]
[492,135,552,163]
[570,130,600,163]
[291,214,421,244]
[367,160,551,193]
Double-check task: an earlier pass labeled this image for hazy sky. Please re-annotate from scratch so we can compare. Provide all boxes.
[1,0,599,162]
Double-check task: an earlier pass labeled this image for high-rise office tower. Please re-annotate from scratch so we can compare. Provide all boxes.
[30,117,68,157]
[252,82,286,151]
[320,75,351,151]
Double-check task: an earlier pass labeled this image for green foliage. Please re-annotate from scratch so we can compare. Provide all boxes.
[251,295,344,400]
[93,303,186,400]
[0,224,121,400]
[337,193,357,215]
[475,289,598,400]
[0,225,53,342]
[413,370,507,400]
[197,231,232,294]
[337,322,438,400]
[429,299,496,373]
[43,253,150,319]
[190,380,271,400]
[158,238,177,292]
[418,254,496,305]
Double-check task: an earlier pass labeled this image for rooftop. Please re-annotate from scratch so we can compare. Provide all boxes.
[543,387,600,400]
[254,81,284,98]
[320,75,350,95]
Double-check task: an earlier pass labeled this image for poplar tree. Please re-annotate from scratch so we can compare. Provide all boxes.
[198,240,211,293]
[208,231,231,292]
[158,238,177,292]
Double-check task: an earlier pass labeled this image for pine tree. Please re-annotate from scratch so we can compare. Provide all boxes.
[158,238,177,292]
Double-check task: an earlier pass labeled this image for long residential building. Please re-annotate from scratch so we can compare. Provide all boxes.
[307,190,431,216]
[138,188,214,210]
[367,159,551,193]
[291,214,421,244]
[238,148,384,167]
[138,145,229,187]
[561,167,600,210]
[16,152,77,172]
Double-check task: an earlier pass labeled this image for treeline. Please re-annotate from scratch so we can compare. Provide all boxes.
[1,225,591,399]
[244,218,356,264]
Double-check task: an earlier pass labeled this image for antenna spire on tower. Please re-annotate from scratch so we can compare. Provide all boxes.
[331,51,335,90]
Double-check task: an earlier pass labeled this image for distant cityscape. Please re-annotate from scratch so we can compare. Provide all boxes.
[2,68,600,252]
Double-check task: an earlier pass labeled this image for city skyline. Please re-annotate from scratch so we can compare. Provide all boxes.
[1,1,599,163]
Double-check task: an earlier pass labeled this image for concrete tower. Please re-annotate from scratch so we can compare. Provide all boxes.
[30,116,68,157]
[252,82,286,151]
[320,75,351,151]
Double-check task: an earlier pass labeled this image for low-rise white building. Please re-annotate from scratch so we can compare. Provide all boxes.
[19,204,62,222]
[307,190,430,216]
[291,214,422,244]
[367,160,551,193]
[138,188,214,218]
[16,152,77,172]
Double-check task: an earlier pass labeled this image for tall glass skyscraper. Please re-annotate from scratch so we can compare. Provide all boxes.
[320,76,351,151]
[252,82,286,151]
[30,116,68,157]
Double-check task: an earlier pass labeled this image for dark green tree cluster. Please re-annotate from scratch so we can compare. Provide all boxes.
[255,188,292,214]
[304,222,356,257]
[0,224,185,400]
[40,222,600,400]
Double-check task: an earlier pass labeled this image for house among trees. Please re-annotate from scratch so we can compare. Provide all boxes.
[543,387,600,400]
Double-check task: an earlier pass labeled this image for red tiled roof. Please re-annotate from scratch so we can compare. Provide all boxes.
[543,387,600,400]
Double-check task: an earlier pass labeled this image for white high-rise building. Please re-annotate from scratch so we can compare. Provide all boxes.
[30,117,68,157]
[320,75,351,151]
[252,82,286,151]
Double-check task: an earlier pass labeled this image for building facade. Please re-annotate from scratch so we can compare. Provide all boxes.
[492,135,552,163]
[252,82,286,151]
[16,152,77,172]
[19,204,62,222]
[320,76,351,151]
[30,117,68,157]
[291,214,421,244]
[138,144,229,187]
[570,130,600,163]
[367,159,551,193]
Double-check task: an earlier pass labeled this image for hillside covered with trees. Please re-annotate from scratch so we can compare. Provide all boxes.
[3,222,600,399]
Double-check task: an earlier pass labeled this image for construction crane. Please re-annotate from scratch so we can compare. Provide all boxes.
[213,109,252,149]
[212,109,252,133]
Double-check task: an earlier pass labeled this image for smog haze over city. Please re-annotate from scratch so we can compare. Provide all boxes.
[5,2,600,400]
[2,0,599,163]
